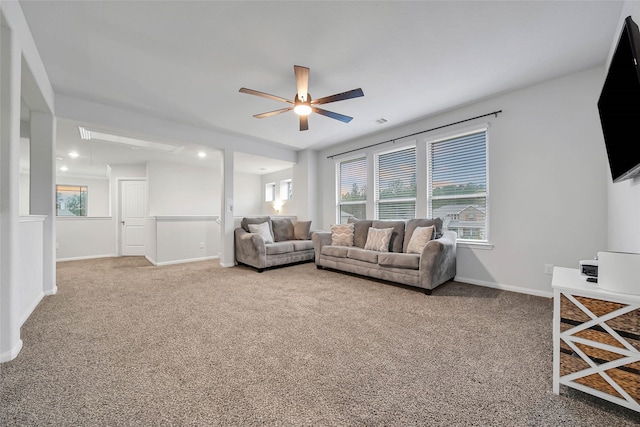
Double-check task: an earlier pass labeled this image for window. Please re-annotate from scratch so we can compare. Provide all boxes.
[265,182,276,202]
[337,157,367,224]
[56,185,88,216]
[375,146,416,220]
[280,179,293,200]
[428,130,488,242]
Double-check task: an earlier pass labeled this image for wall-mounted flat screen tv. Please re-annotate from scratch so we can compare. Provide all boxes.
[598,15,640,183]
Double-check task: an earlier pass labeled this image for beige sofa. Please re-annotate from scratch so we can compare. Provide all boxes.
[312,218,456,294]
[234,216,314,272]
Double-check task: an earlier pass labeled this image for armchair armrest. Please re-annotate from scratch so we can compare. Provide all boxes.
[312,231,332,264]
[234,227,267,269]
[419,230,457,290]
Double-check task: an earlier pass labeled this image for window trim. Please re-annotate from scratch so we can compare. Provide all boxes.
[426,125,489,243]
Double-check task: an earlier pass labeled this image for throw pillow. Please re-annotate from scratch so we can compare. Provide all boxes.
[406,225,435,254]
[248,222,274,244]
[271,218,295,241]
[330,223,354,246]
[363,227,394,252]
[293,220,312,240]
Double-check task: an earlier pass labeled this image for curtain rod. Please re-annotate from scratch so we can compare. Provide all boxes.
[326,109,503,159]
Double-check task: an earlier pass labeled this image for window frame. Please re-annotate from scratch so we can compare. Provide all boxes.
[426,127,489,244]
[56,184,88,217]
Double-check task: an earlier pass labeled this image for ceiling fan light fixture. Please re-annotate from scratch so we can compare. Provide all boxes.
[293,93,312,116]
[293,103,312,116]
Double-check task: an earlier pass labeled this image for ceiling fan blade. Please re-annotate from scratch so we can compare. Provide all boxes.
[312,88,364,105]
[294,65,310,101]
[299,115,309,131]
[312,107,353,123]
[239,87,293,104]
[253,107,293,118]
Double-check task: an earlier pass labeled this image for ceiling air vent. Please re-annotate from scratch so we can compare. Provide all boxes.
[374,118,388,125]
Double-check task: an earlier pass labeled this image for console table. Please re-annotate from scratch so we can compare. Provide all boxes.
[552,267,640,412]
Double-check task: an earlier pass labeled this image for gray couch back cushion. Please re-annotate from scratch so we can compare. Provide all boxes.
[347,218,373,248]
[372,220,405,253]
[272,218,295,242]
[403,218,444,252]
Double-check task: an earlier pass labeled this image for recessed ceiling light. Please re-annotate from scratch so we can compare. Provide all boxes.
[68,151,79,158]
[56,156,63,161]
[197,151,207,158]
[60,166,68,172]
[78,126,183,153]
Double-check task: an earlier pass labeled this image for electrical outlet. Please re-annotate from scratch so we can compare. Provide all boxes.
[544,264,554,275]
[56,242,59,249]
[199,242,205,249]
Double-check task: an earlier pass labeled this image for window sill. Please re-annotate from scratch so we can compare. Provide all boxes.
[457,241,493,250]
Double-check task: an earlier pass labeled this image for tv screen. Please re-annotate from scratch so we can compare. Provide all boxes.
[597,16,640,183]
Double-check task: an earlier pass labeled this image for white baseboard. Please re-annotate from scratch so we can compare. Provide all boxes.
[454,276,553,298]
[0,339,23,363]
[220,261,236,268]
[154,255,219,267]
[56,254,118,263]
[145,255,157,266]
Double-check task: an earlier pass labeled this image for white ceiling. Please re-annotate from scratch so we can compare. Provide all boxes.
[18,1,624,177]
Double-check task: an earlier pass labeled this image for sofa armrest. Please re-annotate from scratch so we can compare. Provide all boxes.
[312,231,332,264]
[234,227,267,268]
[419,230,457,290]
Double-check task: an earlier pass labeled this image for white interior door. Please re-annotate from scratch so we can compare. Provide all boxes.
[120,180,147,256]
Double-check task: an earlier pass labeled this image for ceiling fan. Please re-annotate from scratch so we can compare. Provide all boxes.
[239,65,364,131]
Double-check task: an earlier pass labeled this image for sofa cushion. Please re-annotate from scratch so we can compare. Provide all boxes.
[292,240,314,251]
[242,216,273,237]
[321,245,349,258]
[272,218,295,242]
[403,218,444,252]
[330,224,354,246]
[363,227,394,252]
[347,218,373,248]
[378,252,421,270]
[372,220,405,253]
[265,242,294,255]
[406,225,434,254]
[248,222,274,244]
[347,247,379,264]
[293,220,312,240]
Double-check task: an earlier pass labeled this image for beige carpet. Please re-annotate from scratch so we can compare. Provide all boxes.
[1,257,639,426]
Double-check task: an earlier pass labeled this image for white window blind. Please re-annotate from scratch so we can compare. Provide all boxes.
[429,130,487,241]
[375,146,416,220]
[337,157,367,224]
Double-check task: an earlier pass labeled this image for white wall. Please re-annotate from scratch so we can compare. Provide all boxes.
[18,217,44,325]
[233,171,262,216]
[56,217,117,261]
[319,67,609,297]
[147,161,220,215]
[261,168,294,216]
[607,2,640,254]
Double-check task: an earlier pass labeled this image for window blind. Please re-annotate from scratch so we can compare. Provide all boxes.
[376,146,416,220]
[338,157,367,223]
[429,131,487,241]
